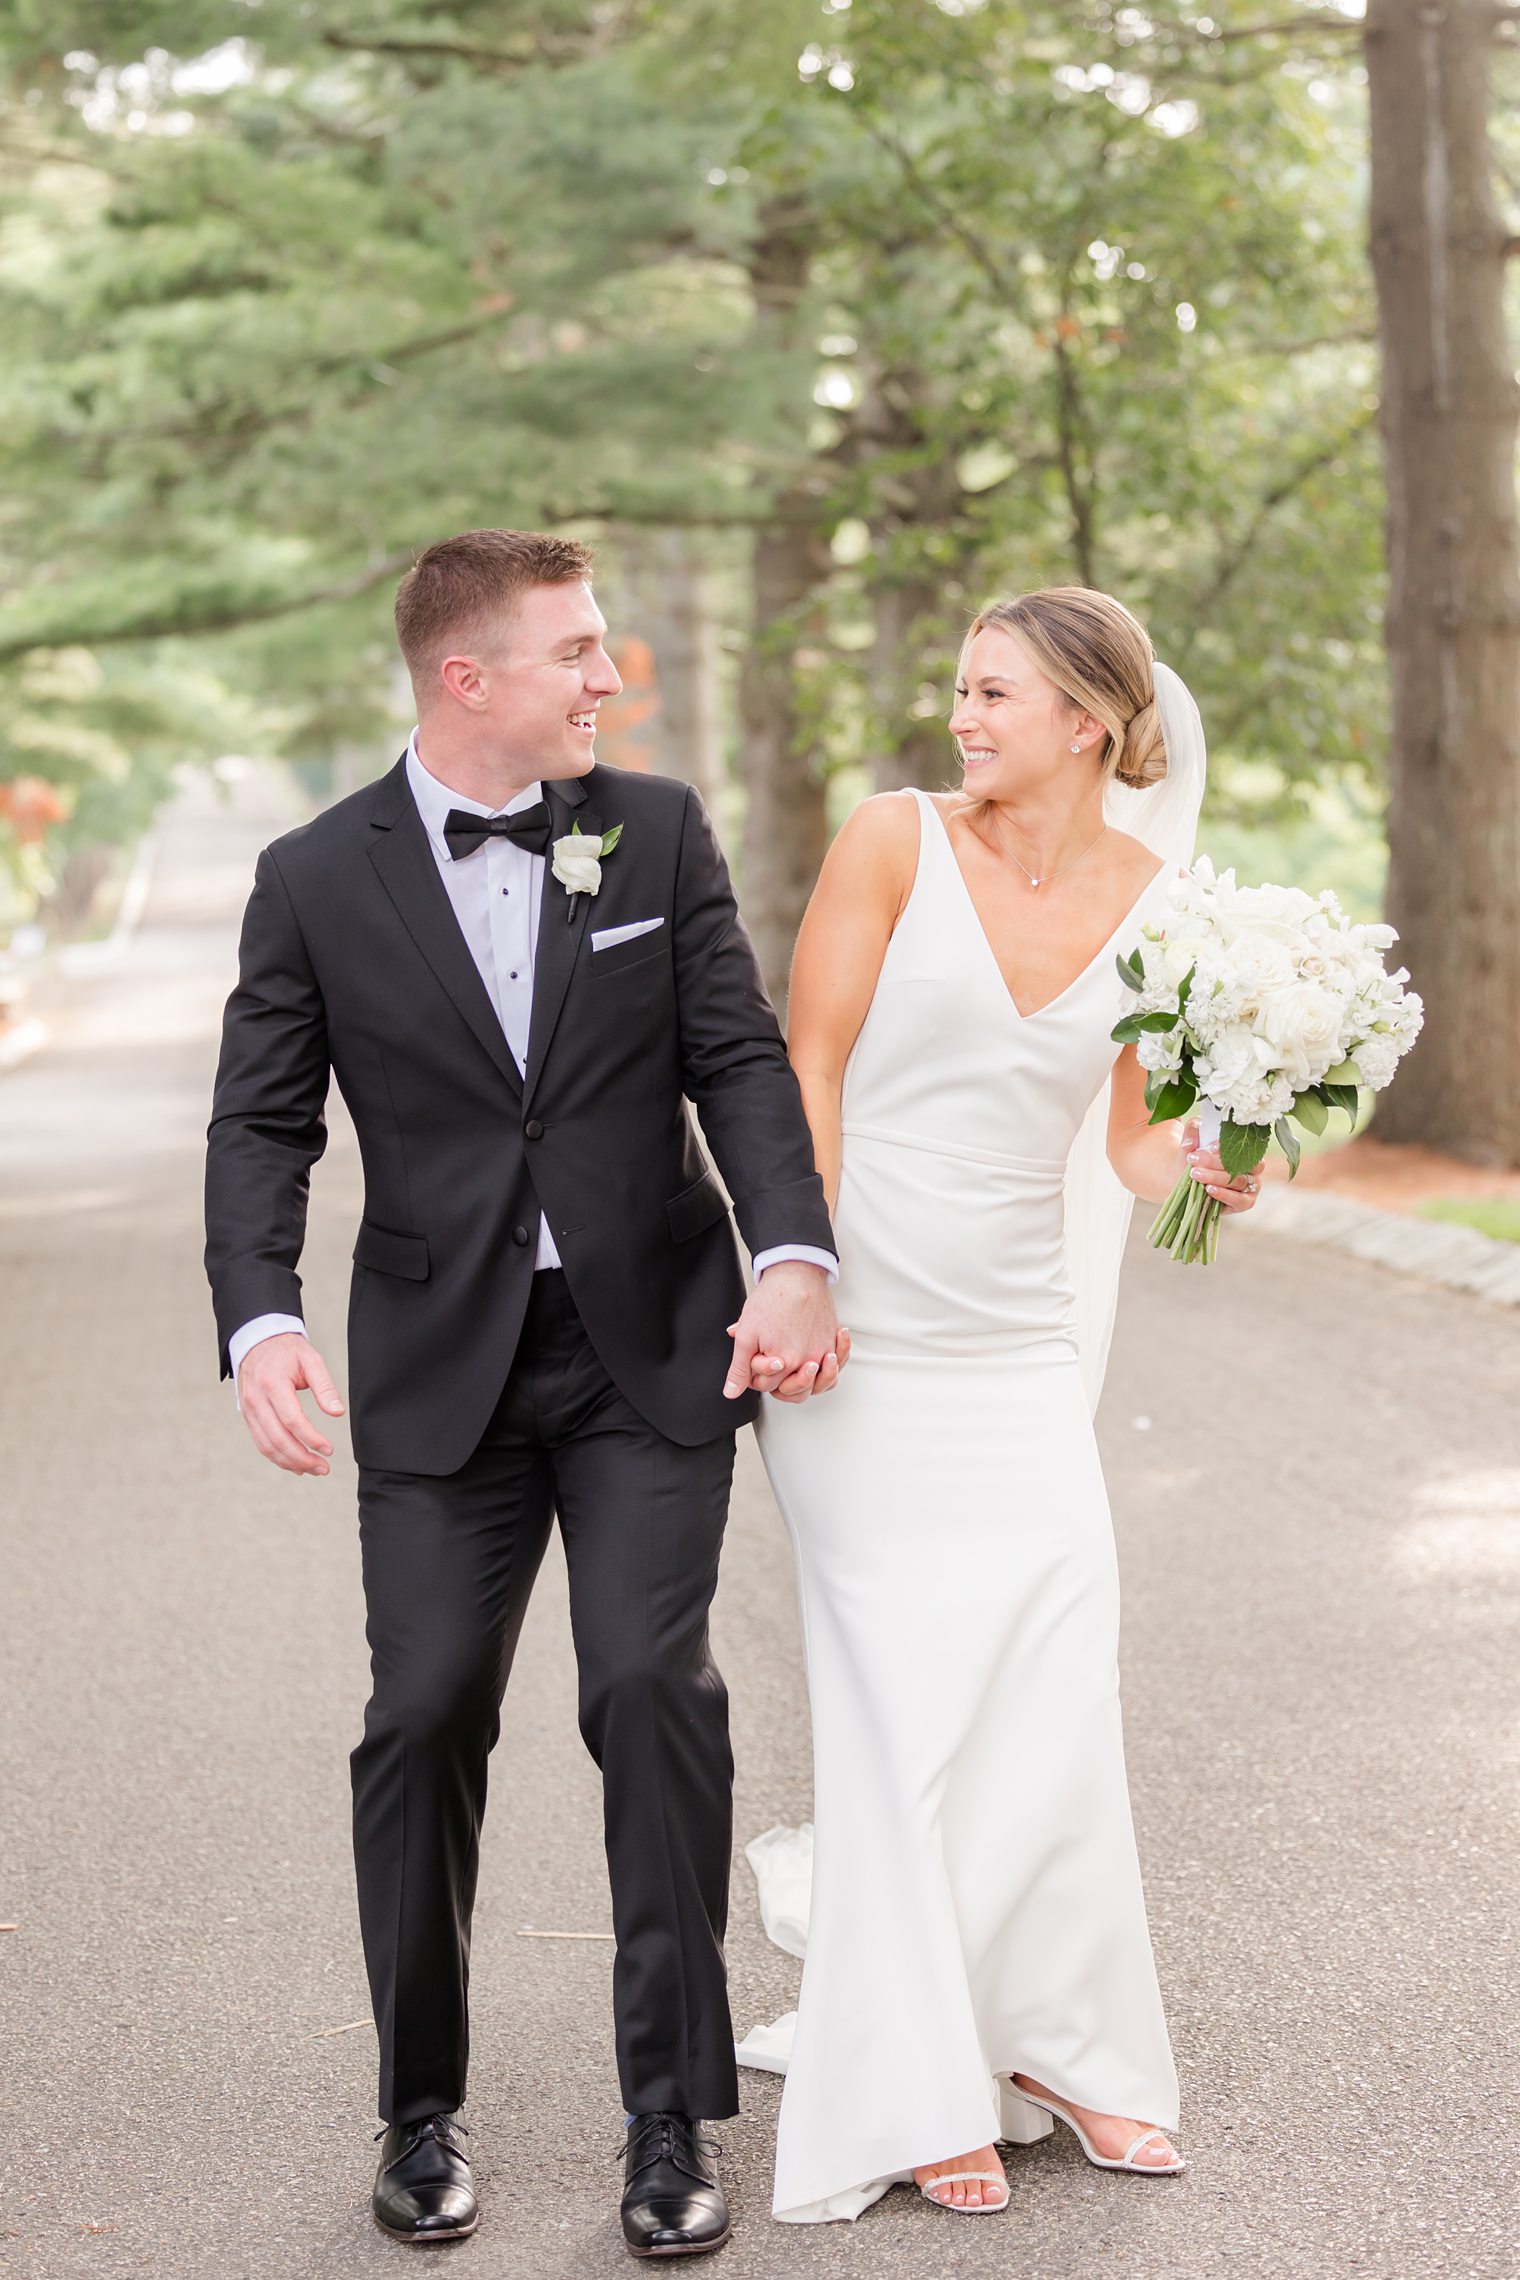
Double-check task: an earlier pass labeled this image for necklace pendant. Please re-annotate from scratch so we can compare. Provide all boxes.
[1030,877,1040,890]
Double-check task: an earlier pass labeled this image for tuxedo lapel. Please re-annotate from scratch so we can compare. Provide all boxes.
[524,773,595,1111]
[366,761,524,1096]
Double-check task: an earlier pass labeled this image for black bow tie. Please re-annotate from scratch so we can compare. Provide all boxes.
[442,802,553,860]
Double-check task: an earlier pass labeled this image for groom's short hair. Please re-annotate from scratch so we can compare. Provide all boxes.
[395,528,595,683]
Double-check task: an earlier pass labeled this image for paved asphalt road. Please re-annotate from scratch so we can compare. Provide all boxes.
[1,768,1516,2280]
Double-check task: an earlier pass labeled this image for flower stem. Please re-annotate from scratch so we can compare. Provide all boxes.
[1149,1168,1224,1265]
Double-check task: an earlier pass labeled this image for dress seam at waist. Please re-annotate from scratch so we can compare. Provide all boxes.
[841,1121,1066,1173]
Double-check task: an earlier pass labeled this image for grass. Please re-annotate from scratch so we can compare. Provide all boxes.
[1413,1198,1520,1246]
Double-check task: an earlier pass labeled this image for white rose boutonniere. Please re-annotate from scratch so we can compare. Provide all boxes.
[551,819,623,922]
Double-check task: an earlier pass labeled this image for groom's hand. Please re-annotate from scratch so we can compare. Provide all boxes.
[725,1262,848,1405]
[238,1333,346,1476]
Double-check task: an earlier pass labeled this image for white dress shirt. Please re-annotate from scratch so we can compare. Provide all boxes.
[229,732,835,1389]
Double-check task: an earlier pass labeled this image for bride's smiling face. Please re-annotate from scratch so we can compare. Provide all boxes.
[948,626,1101,799]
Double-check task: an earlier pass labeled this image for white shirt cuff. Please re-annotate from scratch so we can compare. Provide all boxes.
[228,1313,308,1409]
[752,1245,840,1285]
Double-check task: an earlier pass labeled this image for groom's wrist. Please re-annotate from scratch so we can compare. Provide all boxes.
[228,1312,309,1409]
[752,1245,839,1285]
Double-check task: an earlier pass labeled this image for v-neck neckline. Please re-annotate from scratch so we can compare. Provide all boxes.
[922,794,1168,1023]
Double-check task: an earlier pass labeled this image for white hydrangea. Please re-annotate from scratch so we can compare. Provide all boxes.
[1114,858,1424,1134]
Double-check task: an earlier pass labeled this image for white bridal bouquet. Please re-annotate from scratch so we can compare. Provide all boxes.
[1112,858,1424,1263]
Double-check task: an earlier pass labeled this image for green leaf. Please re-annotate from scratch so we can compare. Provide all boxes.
[1218,1120,1273,1176]
[1290,1090,1329,1136]
[1147,1076,1198,1123]
[1176,963,1195,1013]
[1322,1082,1361,1127]
[1115,951,1145,994]
[1113,1012,1179,1044]
[599,821,624,855]
[1323,1058,1361,1084]
[1274,1115,1301,1179]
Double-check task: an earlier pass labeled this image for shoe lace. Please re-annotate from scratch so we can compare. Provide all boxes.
[615,2113,722,2165]
[375,2113,470,2149]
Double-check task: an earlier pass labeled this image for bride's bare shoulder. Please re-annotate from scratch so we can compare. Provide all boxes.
[817,790,921,916]
[1106,825,1171,886]
[829,788,921,864]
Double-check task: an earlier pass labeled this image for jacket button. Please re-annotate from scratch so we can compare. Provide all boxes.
[512,1225,530,1246]
[524,1119,544,1140]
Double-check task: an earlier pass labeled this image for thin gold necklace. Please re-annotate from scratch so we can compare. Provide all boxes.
[994,818,1108,892]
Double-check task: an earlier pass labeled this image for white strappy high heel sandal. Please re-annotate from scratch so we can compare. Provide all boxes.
[916,2167,1010,2213]
[1011,2085,1186,2175]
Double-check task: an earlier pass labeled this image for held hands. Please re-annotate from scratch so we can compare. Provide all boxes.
[238,1332,346,1476]
[1178,1118,1263,1216]
[725,1261,851,1405]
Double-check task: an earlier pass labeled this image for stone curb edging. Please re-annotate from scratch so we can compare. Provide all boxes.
[1237,1183,1520,1309]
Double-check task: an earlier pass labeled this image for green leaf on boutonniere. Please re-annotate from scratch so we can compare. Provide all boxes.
[598,822,623,855]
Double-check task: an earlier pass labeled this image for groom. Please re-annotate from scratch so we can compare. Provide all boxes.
[204,528,842,2255]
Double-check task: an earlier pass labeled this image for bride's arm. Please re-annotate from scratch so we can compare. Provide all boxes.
[1106,1046,1263,1216]
[1105,1044,1195,1203]
[786,794,917,1213]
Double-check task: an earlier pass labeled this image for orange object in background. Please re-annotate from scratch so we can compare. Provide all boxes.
[0,777,68,844]
[597,636,660,773]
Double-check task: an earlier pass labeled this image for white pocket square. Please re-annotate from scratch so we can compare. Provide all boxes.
[591,917,665,951]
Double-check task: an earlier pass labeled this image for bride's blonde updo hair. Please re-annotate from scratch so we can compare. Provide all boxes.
[963,586,1168,791]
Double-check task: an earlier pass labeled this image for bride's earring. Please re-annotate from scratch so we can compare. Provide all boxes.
[1070,740,1082,753]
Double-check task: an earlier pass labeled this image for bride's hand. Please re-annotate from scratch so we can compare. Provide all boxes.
[1179,1119,1262,1214]
[724,1265,849,1402]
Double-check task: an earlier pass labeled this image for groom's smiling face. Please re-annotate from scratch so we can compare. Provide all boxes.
[445,579,624,781]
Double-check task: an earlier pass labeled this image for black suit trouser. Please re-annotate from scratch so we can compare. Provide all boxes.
[350,1269,739,2125]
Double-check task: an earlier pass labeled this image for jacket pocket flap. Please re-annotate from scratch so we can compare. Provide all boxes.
[666,1171,730,1243]
[353,1221,430,1280]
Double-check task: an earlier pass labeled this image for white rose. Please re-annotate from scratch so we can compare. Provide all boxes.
[1223,928,1297,1002]
[1253,983,1346,1091]
[552,834,605,895]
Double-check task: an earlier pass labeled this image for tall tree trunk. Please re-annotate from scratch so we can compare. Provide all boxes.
[1366,0,1520,1163]
[860,368,966,794]
[868,571,960,795]
[739,515,832,1015]
[738,213,831,1015]
[646,529,723,808]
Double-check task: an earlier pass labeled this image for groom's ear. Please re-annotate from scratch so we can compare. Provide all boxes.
[438,653,491,711]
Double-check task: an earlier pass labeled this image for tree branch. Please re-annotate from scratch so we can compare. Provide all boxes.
[0,502,837,658]
[849,110,1031,317]
[0,551,419,663]
[55,308,514,461]
[1180,406,1377,650]
[321,29,581,71]
[1202,11,1364,39]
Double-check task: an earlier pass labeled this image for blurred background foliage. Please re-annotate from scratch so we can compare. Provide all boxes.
[0,0,1397,951]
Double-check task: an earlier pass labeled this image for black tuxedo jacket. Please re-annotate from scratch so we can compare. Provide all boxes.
[204,758,835,1474]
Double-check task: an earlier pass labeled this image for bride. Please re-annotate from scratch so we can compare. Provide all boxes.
[747,587,1261,2223]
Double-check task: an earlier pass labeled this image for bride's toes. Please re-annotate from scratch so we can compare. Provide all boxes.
[914,2146,1007,2212]
[1130,2129,1183,2171]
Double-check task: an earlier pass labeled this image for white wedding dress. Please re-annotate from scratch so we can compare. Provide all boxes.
[748,706,1204,2223]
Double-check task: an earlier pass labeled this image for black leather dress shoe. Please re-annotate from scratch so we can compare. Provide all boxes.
[372,2112,478,2243]
[620,2112,730,2259]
